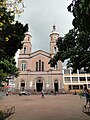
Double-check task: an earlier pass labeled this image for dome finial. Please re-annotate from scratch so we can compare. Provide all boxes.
[50,24,59,36]
[53,23,56,31]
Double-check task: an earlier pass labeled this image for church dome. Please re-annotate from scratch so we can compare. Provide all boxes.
[24,31,32,37]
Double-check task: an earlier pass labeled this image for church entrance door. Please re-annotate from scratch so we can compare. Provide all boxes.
[54,80,58,92]
[36,80,43,92]
[21,80,25,91]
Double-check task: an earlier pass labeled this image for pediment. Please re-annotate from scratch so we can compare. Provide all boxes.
[29,50,50,59]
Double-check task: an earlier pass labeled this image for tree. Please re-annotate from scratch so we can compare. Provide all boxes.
[49,0,90,73]
[0,69,7,87]
[0,0,25,15]
[0,1,28,85]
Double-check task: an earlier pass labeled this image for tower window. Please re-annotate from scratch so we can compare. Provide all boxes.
[54,46,57,54]
[24,47,26,54]
[28,36,30,41]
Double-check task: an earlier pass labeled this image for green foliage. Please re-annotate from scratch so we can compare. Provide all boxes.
[0,69,7,86]
[0,0,25,15]
[68,0,90,32]
[0,7,28,58]
[49,0,90,73]
[0,111,5,120]
[0,2,28,85]
[0,58,19,77]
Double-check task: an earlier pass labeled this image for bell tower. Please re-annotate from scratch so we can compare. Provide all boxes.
[50,25,62,71]
[19,31,32,58]
[50,24,59,57]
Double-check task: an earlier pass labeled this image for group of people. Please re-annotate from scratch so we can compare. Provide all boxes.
[41,88,90,108]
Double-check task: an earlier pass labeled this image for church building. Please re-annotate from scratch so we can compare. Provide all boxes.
[15,25,63,94]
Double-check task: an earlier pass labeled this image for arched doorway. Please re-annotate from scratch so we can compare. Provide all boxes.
[54,80,58,92]
[21,80,25,91]
[36,79,43,92]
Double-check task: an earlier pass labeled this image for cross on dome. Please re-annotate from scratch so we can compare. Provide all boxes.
[53,24,56,31]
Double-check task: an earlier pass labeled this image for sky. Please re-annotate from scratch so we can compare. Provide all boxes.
[15,0,74,66]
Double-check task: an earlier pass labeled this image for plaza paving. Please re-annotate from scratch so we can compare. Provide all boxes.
[0,94,90,120]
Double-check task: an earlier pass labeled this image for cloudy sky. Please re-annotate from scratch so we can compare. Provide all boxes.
[15,0,74,66]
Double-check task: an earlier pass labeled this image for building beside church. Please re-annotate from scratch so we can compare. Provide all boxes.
[63,69,90,92]
[15,25,63,93]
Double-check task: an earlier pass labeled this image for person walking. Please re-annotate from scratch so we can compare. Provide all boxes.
[84,89,90,108]
[41,89,45,98]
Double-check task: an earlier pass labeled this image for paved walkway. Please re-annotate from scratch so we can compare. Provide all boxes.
[0,94,90,120]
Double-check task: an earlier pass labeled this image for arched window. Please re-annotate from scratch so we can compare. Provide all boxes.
[42,61,44,71]
[54,80,58,83]
[36,62,38,71]
[53,46,57,54]
[36,60,44,71]
[24,47,26,54]
[21,62,27,70]
[39,60,41,71]
[54,62,58,70]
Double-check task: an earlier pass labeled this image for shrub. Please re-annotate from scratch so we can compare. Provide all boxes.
[0,110,5,120]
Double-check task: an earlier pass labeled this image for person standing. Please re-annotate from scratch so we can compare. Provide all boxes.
[41,89,45,98]
[84,89,90,108]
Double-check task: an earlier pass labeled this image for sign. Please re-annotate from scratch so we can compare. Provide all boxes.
[46,80,50,87]
[46,80,50,84]
[9,79,15,88]
[30,82,32,87]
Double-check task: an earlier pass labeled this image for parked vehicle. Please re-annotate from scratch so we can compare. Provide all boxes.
[19,91,31,96]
